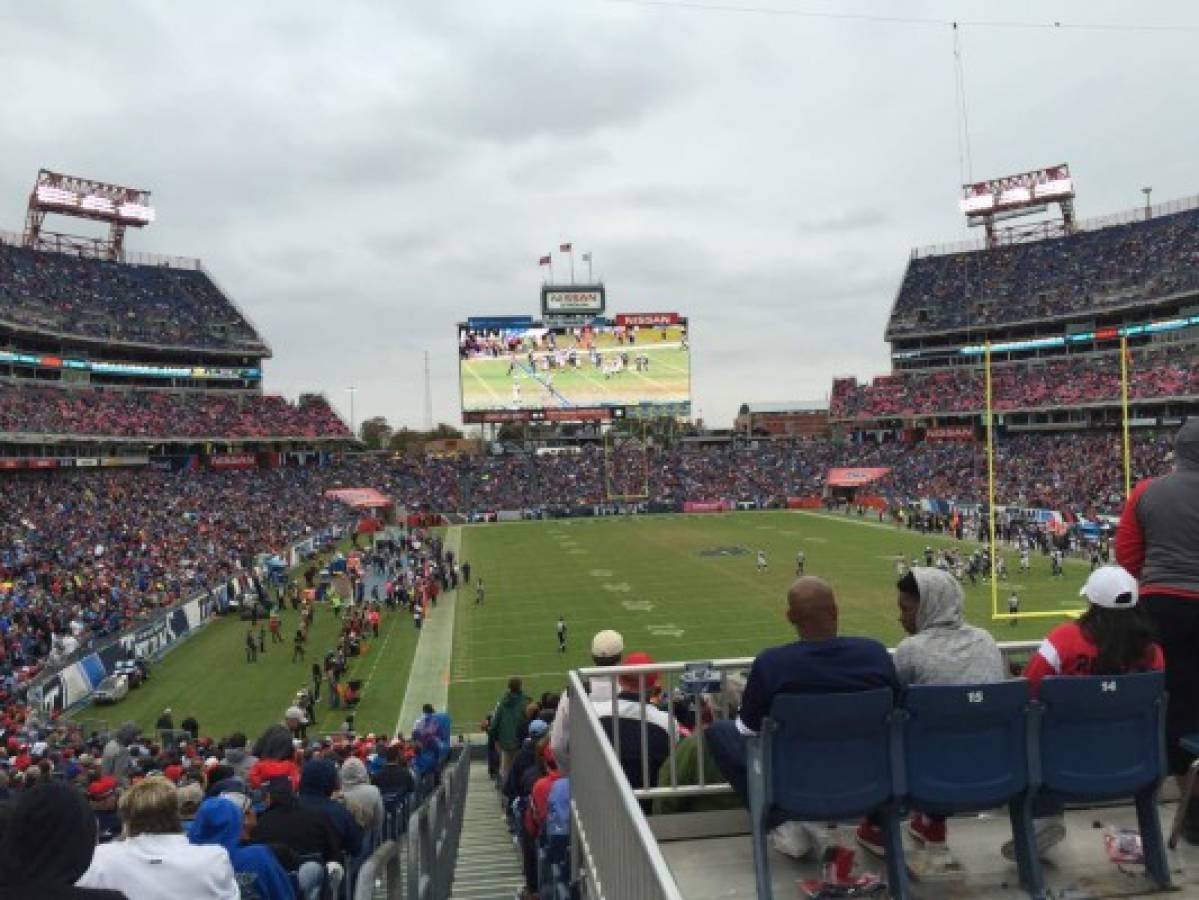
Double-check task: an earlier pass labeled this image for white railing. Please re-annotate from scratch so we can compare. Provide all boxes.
[404,746,471,899]
[578,643,1038,803]
[354,746,472,899]
[568,670,686,900]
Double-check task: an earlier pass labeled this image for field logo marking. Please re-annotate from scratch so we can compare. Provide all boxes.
[589,568,614,577]
[648,624,685,638]
[698,545,749,558]
[602,582,632,592]
[622,600,654,612]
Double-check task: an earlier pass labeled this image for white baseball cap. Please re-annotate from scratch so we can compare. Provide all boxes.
[285,706,308,724]
[1079,566,1139,609]
[590,629,624,659]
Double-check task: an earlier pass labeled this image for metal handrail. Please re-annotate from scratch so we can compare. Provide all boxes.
[401,747,472,900]
[569,670,686,900]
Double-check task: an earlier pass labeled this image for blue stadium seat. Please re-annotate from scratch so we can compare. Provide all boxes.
[901,680,1040,894]
[1168,734,1199,849]
[746,688,908,900]
[1036,672,1170,890]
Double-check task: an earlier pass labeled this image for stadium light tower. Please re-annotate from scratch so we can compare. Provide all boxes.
[23,169,154,261]
[1143,186,1153,220]
[346,386,357,437]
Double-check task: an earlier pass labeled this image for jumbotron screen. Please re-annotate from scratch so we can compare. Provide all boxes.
[458,314,691,423]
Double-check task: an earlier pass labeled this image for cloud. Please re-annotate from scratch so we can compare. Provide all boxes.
[1,0,1198,430]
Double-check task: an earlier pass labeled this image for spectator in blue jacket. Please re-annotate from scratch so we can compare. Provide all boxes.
[189,796,295,900]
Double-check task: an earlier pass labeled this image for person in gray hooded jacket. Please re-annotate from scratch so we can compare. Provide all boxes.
[100,722,141,786]
[339,756,384,839]
[860,567,1005,855]
[893,567,1005,689]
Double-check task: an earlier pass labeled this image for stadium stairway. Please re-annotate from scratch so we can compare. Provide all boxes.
[449,758,525,899]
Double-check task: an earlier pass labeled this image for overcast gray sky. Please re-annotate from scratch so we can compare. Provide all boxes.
[2,1,1196,428]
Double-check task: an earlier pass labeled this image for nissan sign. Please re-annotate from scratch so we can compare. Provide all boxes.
[541,284,605,317]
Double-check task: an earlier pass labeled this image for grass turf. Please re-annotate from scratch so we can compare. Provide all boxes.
[73,543,420,741]
[71,511,1090,742]
[447,510,1090,725]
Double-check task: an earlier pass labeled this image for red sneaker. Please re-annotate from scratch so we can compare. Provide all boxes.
[906,812,947,846]
[855,821,886,856]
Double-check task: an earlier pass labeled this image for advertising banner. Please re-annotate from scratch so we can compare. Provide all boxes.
[786,497,824,509]
[826,467,891,487]
[925,426,975,442]
[614,312,680,327]
[209,453,258,471]
[683,500,733,513]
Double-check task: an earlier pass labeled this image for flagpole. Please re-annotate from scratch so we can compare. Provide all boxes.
[587,255,593,282]
[570,249,575,284]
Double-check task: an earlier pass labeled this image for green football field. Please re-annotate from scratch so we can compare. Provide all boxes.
[446,510,1089,725]
[72,511,1091,742]
[460,327,690,411]
[73,540,421,741]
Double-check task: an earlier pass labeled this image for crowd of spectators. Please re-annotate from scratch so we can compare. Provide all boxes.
[0,527,460,898]
[0,715,436,899]
[0,467,359,714]
[334,431,1174,517]
[888,207,1199,335]
[0,382,350,439]
[0,242,264,350]
[832,343,1199,419]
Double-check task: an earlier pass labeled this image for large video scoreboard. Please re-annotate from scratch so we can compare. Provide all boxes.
[458,312,690,424]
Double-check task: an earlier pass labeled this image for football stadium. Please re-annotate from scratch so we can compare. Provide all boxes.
[5,8,1199,900]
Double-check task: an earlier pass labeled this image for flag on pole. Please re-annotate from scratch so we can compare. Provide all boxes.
[559,242,572,253]
[581,252,592,262]
[539,255,551,266]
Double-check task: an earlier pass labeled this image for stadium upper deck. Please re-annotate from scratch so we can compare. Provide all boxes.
[834,195,1199,426]
[886,201,1199,342]
[0,236,268,355]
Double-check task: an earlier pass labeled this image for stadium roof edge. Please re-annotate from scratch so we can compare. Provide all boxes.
[907,191,1199,259]
[742,400,827,413]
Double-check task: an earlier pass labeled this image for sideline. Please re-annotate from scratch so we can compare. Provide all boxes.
[394,525,461,737]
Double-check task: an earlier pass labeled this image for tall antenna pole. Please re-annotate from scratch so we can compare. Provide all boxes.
[423,350,433,429]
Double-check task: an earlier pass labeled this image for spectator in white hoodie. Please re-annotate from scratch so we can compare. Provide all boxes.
[77,777,239,900]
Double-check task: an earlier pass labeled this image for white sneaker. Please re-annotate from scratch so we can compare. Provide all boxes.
[770,821,816,859]
[1001,816,1067,861]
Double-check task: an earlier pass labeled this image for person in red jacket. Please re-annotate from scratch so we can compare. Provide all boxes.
[1008,566,1164,860]
[1023,566,1163,696]
[1116,419,1199,843]
[247,725,300,792]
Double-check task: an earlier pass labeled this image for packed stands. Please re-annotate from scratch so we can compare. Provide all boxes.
[0,241,265,350]
[887,206,1199,336]
[832,343,1199,419]
[335,433,1173,515]
[0,382,350,439]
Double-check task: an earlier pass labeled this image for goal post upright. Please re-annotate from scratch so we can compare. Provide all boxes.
[985,340,999,620]
[1121,335,1132,500]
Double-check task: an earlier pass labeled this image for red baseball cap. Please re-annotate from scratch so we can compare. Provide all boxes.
[88,776,119,800]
